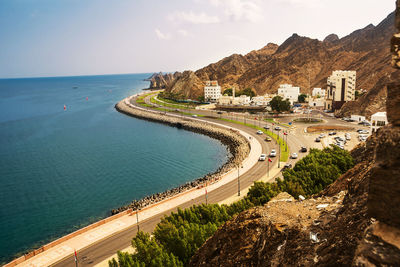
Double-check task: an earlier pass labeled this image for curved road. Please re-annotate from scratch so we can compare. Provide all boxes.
[54,94,291,266]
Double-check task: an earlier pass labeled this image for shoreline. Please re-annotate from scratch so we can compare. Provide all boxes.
[112,94,250,214]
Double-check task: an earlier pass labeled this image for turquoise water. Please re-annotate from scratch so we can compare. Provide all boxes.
[0,74,228,263]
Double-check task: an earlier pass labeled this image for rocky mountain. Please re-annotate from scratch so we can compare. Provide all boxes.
[189,3,400,265]
[150,12,395,117]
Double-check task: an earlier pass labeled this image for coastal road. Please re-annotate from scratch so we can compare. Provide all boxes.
[54,98,280,266]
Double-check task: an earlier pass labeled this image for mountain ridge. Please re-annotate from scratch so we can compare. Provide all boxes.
[148,11,395,117]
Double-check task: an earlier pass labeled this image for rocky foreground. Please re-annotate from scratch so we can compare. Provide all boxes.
[189,3,400,265]
[112,98,250,214]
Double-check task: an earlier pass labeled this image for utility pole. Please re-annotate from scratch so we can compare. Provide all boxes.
[237,164,242,196]
[136,209,140,232]
[278,131,281,168]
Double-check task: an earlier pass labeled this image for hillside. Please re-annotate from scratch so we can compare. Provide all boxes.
[189,4,400,265]
[148,12,395,117]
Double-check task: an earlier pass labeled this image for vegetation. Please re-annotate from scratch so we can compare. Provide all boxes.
[110,146,353,267]
[270,96,291,113]
[222,88,256,97]
[297,94,307,103]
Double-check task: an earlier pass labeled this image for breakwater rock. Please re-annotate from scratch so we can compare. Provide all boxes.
[111,99,250,214]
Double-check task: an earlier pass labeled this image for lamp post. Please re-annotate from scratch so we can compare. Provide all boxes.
[237,164,243,196]
[136,209,140,232]
[278,130,281,168]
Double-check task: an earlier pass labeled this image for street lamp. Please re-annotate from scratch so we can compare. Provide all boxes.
[237,163,243,196]
[278,131,281,168]
[136,208,141,232]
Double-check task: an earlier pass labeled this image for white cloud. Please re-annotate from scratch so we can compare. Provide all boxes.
[209,0,263,23]
[168,11,220,24]
[177,29,189,36]
[155,28,171,40]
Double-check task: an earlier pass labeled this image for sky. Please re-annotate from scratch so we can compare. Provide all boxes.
[0,0,395,78]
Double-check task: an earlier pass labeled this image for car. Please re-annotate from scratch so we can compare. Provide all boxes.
[345,134,351,140]
[256,130,263,135]
[269,149,277,157]
[259,154,267,161]
[217,111,223,114]
[281,163,292,171]
[319,133,326,138]
[358,130,369,134]
[265,137,272,142]
[275,126,281,131]
[291,153,298,159]
[175,109,180,112]
[263,126,270,130]
[300,146,307,152]
[329,132,336,136]
[359,121,371,126]
[191,114,198,117]
[315,137,321,142]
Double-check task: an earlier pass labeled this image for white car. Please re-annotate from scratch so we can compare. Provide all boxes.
[269,149,277,157]
[259,154,267,161]
[291,153,298,159]
[256,130,263,135]
[319,133,326,138]
[345,134,351,140]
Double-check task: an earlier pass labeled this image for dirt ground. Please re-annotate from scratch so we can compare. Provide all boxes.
[307,125,354,133]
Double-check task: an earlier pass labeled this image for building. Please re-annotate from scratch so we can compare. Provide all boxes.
[251,95,272,106]
[308,98,325,108]
[351,115,366,122]
[277,84,300,105]
[218,94,251,105]
[370,112,388,133]
[312,88,326,98]
[204,81,221,102]
[326,70,356,110]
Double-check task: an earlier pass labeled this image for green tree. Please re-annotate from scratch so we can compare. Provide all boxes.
[238,88,256,98]
[269,96,291,113]
[298,94,307,103]
[223,88,233,96]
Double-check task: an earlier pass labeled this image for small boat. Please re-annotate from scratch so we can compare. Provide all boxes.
[72,86,78,89]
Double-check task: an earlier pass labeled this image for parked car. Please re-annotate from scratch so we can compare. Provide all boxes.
[265,137,272,142]
[263,126,270,130]
[269,149,277,157]
[319,133,326,138]
[256,130,263,135]
[329,132,336,136]
[217,111,223,114]
[259,154,267,161]
[358,130,369,134]
[359,120,371,126]
[300,146,307,153]
[275,126,281,131]
[291,152,298,159]
[315,137,321,142]
[345,133,351,140]
[281,163,292,171]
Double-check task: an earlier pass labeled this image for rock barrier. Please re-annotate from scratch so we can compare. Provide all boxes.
[111,99,250,214]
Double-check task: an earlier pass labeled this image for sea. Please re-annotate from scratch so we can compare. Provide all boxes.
[0,73,229,264]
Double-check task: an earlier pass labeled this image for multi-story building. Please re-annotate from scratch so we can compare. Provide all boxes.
[370,112,388,133]
[312,88,326,98]
[326,70,356,110]
[204,81,221,102]
[277,84,300,105]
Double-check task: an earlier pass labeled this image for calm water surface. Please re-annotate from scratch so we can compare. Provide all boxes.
[0,74,228,263]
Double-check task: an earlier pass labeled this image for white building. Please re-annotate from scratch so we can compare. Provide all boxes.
[351,115,366,122]
[370,112,388,133]
[326,70,356,110]
[251,95,272,106]
[312,88,326,98]
[204,81,221,102]
[308,98,325,108]
[277,84,300,105]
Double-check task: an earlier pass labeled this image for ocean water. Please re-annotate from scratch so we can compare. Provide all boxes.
[0,74,228,263]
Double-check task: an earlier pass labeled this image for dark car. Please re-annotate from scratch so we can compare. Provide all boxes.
[300,146,307,152]
[281,163,292,171]
[329,132,336,136]
[217,111,223,114]
[263,126,270,130]
[315,137,321,142]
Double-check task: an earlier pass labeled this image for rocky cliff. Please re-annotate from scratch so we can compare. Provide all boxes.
[189,3,400,265]
[151,12,395,117]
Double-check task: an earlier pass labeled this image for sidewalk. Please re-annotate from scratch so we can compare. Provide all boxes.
[7,96,263,267]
